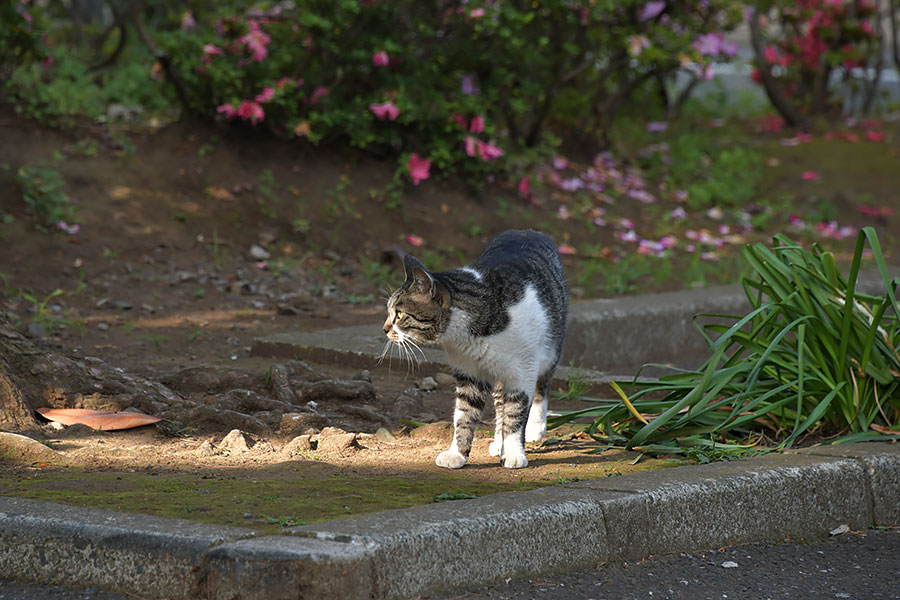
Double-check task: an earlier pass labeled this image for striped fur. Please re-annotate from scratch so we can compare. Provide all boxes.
[384,229,568,469]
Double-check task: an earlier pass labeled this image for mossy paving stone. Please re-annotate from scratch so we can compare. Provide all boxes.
[0,432,672,534]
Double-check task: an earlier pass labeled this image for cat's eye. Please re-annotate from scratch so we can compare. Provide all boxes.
[395,311,404,320]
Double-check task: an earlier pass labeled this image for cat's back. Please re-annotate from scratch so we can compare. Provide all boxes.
[472,230,567,304]
[474,229,560,271]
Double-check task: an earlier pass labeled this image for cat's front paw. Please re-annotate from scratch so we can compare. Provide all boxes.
[436,450,468,469]
[524,422,546,443]
[501,453,528,469]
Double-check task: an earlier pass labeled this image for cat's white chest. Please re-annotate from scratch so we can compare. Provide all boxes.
[441,285,554,391]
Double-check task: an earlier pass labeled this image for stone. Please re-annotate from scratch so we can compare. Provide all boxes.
[284,435,312,455]
[434,372,456,387]
[317,433,357,454]
[195,440,216,457]
[408,421,453,442]
[0,432,59,463]
[318,426,348,438]
[219,429,253,453]
[249,245,271,260]
[374,428,397,442]
[391,394,424,420]
[418,377,438,392]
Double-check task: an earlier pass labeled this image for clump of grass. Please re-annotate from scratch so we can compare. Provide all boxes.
[551,227,900,458]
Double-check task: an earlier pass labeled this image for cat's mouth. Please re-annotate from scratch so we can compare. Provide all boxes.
[379,327,428,369]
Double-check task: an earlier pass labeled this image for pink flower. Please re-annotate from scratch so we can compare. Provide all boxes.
[451,113,467,129]
[254,86,275,103]
[405,234,424,247]
[669,207,688,219]
[801,170,820,181]
[866,130,885,142]
[470,115,485,133]
[470,8,486,18]
[370,101,400,121]
[517,177,531,198]
[640,1,666,21]
[216,104,236,118]
[180,11,196,30]
[628,35,650,57]
[694,32,724,56]
[372,50,390,67]
[407,154,431,186]
[203,44,222,56]
[310,86,330,104]
[464,136,478,157]
[477,140,504,162]
[240,21,270,62]
[552,156,569,170]
[558,244,577,255]
[237,101,265,123]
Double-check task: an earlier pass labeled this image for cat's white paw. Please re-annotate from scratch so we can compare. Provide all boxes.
[502,453,528,469]
[436,450,468,469]
[488,437,502,457]
[524,422,546,443]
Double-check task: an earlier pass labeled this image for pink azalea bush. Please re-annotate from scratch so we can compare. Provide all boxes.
[750,0,882,121]
[155,1,743,186]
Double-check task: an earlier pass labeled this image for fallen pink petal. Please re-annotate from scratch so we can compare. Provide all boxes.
[405,234,424,247]
[801,170,820,181]
[558,244,577,255]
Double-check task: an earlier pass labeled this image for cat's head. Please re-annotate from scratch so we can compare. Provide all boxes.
[383,255,451,346]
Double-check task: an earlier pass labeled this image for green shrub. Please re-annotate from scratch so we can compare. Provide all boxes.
[4,165,74,229]
[552,227,900,458]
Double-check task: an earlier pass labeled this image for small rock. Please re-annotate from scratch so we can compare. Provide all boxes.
[284,435,312,454]
[317,432,357,454]
[248,245,271,260]
[96,322,110,331]
[409,421,454,442]
[416,412,438,423]
[219,429,253,453]
[141,304,155,314]
[318,426,348,438]
[56,423,99,438]
[374,427,396,442]
[0,432,59,463]
[113,300,133,311]
[418,377,438,392]
[721,561,738,569]
[434,372,456,387]
[829,524,850,536]
[26,322,46,338]
[357,370,372,383]
[391,392,424,419]
[195,440,216,457]
[95,298,109,309]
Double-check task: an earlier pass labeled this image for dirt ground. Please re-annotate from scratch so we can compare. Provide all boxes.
[0,106,676,528]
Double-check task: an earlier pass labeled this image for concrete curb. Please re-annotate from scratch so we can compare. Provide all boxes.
[2,442,898,599]
[252,276,892,381]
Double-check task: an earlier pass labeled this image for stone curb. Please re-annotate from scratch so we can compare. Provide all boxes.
[2,442,898,599]
[251,276,892,382]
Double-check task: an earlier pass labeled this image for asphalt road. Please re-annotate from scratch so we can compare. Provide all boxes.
[1,530,897,599]
[440,529,900,600]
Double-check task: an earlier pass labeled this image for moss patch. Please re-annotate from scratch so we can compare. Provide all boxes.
[0,450,670,533]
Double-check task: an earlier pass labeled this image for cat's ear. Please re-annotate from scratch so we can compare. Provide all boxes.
[403,255,437,303]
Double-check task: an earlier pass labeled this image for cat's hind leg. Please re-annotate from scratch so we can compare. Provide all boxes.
[525,371,553,444]
[436,374,490,469]
[488,381,504,457]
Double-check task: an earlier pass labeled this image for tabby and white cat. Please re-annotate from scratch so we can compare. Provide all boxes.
[383,229,568,469]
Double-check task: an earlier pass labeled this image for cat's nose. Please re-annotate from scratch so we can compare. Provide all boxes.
[382,321,391,335]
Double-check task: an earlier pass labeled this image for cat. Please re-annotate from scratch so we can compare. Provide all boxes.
[383,229,568,469]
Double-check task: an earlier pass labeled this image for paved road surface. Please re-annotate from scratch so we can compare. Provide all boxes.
[440,529,900,600]
[2,530,897,599]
